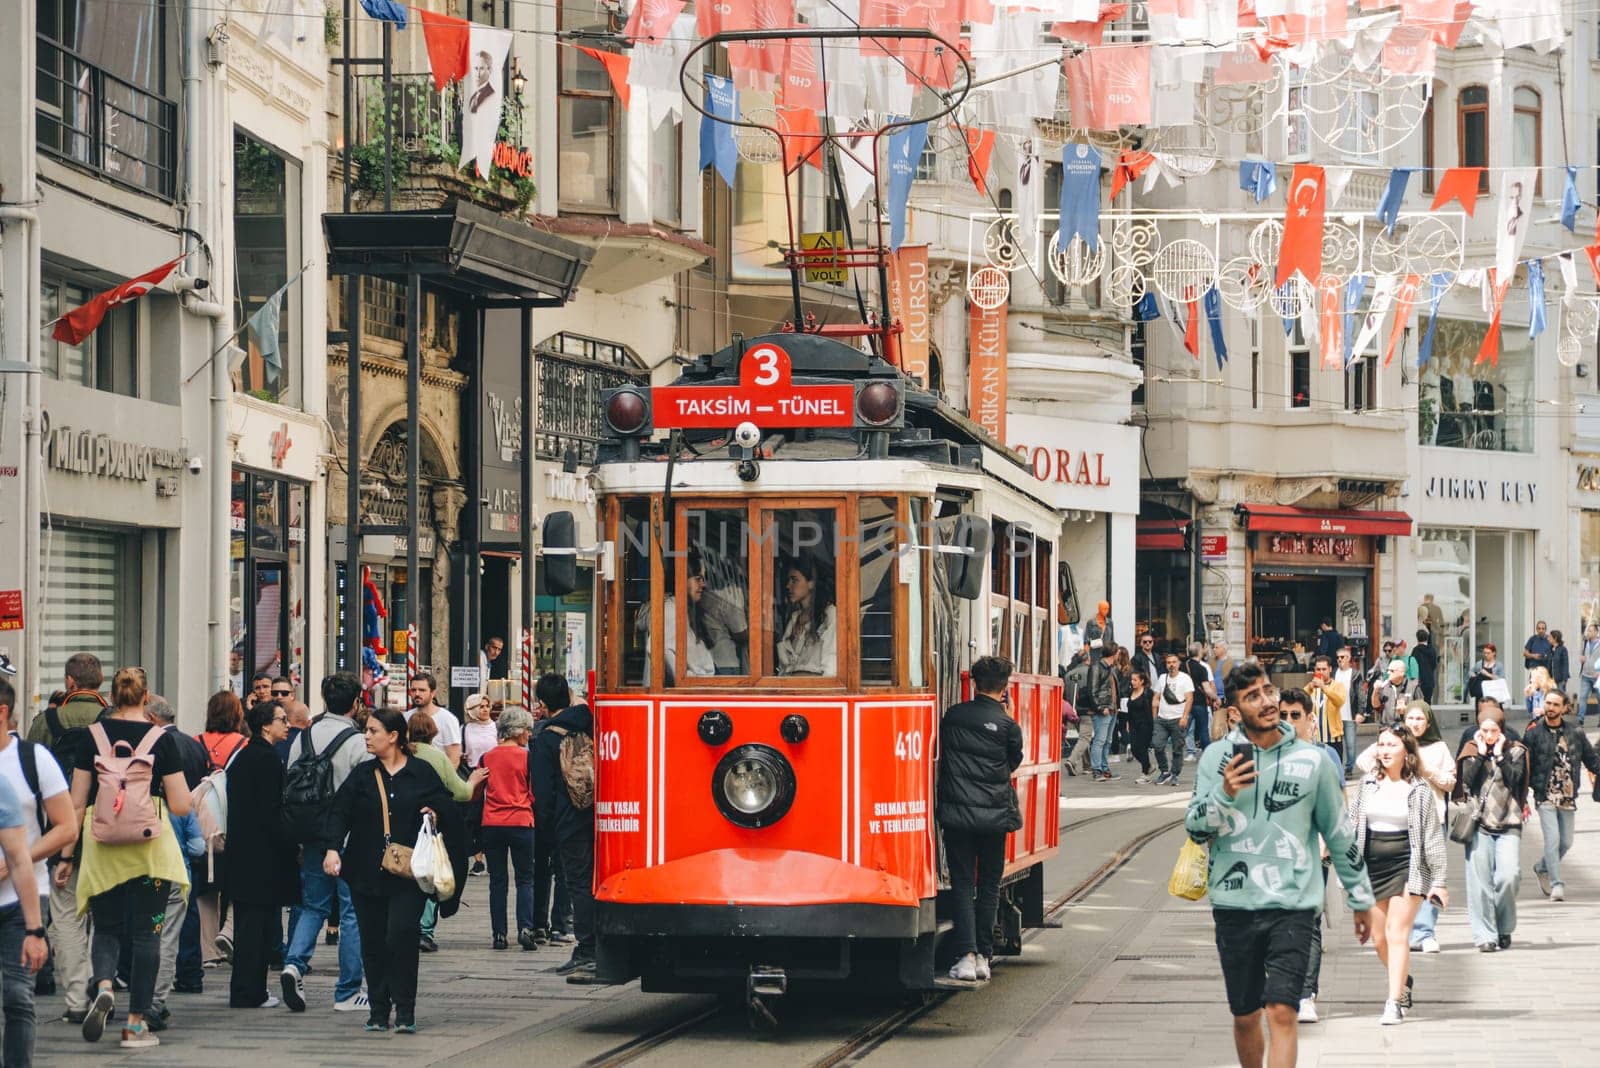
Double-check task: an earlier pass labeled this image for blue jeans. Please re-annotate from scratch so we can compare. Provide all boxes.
[1465,828,1520,945]
[1089,713,1115,774]
[0,903,36,1068]
[1409,900,1438,947]
[1535,804,1576,890]
[482,825,536,938]
[176,884,203,989]
[1580,675,1599,724]
[1342,719,1358,775]
[285,855,364,1002]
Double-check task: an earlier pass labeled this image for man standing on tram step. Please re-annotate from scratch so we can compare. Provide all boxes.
[1187,661,1374,1068]
[1523,691,1600,903]
[529,674,598,981]
[935,656,1024,983]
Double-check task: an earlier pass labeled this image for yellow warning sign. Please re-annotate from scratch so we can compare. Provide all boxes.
[800,230,848,284]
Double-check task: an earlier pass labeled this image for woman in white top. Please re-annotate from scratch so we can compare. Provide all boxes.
[1356,703,1457,815]
[1349,727,1448,1027]
[775,557,837,676]
[461,694,498,770]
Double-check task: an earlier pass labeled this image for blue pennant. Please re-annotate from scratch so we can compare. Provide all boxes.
[698,74,738,188]
[1561,166,1582,233]
[358,0,408,27]
[1342,275,1370,367]
[1417,273,1449,367]
[1059,144,1103,252]
[1376,168,1414,236]
[887,121,928,250]
[1204,285,1227,369]
[1133,291,1160,321]
[1528,259,1547,340]
[1239,161,1277,204]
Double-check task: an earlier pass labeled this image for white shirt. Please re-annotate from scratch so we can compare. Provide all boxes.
[0,736,68,907]
[1365,777,1412,833]
[405,705,462,750]
[1154,672,1194,720]
[1334,667,1356,718]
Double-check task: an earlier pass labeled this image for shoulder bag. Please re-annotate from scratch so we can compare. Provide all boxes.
[1448,795,1481,845]
[375,767,415,879]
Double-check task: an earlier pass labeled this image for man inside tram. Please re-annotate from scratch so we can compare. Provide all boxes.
[776,555,838,676]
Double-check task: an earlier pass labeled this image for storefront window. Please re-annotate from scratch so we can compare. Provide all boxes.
[1580,511,1600,629]
[1417,527,1531,711]
[39,525,140,698]
[1417,318,1534,452]
[230,469,310,690]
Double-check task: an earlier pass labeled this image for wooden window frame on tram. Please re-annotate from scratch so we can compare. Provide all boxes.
[601,492,935,694]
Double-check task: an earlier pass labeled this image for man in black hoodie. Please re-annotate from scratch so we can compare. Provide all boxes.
[529,674,596,980]
[936,656,1024,983]
[1409,628,1438,703]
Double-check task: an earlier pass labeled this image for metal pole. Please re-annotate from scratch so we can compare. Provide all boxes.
[519,305,536,649]
[342,0,353,214]
[381,23,393,212]
[343,278,362,672]
[407,274,421,671]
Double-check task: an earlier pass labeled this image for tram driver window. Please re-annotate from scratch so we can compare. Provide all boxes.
[859,498,899,685]
[769,509,839,677]
[620,499,651,686]
[668,509,750,682]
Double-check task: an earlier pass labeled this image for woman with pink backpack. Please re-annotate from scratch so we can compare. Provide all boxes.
[59,667,193,1051]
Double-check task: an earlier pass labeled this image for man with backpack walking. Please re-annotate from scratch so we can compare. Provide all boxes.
[279,674,370,1014]
[528,674,597,981]
[27,653,105,1025]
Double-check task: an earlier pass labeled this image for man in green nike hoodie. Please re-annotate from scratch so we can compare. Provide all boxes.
[1186,660,1375,1068]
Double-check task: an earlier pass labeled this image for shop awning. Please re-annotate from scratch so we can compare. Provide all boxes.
[1136,518,1188,551]
[1235,504,1413,537]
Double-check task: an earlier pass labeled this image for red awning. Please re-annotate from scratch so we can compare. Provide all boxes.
[1236,505,1412,537]
[1136,518,1188,551]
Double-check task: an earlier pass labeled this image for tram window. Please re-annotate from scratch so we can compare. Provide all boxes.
[858,498,898,685]
[769,509,839,677]
[619,498,653,686]
[908,499,927,688]
[676,509,750,680]
[990,519,1010,597]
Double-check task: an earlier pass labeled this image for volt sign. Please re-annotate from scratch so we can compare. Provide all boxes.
[652,343,855,429]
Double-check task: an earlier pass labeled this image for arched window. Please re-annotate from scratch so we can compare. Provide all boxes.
[1514,86,1542,193]
[1458,85,1489,193]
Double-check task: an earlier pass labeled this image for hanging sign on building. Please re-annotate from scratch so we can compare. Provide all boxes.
[0,589,22,631]
[968,296,1007,441]
[1201,535,1228,560]
[652,342,854,428]
[886,245,930,386]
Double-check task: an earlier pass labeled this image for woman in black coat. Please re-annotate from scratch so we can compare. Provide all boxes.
[225,699,300,1008]
[322,708,465,1034]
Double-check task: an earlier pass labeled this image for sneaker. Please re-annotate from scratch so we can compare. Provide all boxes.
[325,928,339,946]
[145,1008,168,1033]
[214,933,234,965]
[394,1020,417,1034]
[564,961,599,984]
[280,965,306,1012]
[61,1009,87,1025]
[547,929,576,945]
[1063,762,1078,777]
[1169,775,1184,787]
[172,982,203,994]
[948,953,978,982]
[334,992,370,1013]
[1380,999,1404,1026]
[119,1023,158,1049]
[518,928,540,951]
[202,959,222,970]
[1477,942,1499,952]
[493,934,509,950]
[1398,975,1413,1010]
[1109,755,1121,763]
[470,858,487,877]
[1298,997,1318,1024]
[418,933,438,953]
[1419,937,1440,954]
[975,955,992,981]
[83,986,114,1043]
[1551,884,1566,902]
[1534,865,1552,897]
[1136,776,1155,785]
[526,927,551,945]
[1102,772,1121,781]
[1498,933,1512,950]
[257,995,281,1009]
[1185,753,1197,762]
[364,1020,389,1033]
[556,953,597,977]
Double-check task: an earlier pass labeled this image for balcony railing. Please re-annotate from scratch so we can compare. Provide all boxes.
[352,73,529,201]
[36,37,177,200]
[536,333,646,465]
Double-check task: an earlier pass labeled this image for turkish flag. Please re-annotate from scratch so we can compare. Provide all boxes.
[52,257,183,345]
[1585,245,1600,286]
[1431,167,1483,216]
[1276,164,1326,287]
[578,47,631,109]
[965,127,996,197]
[624,0,685,44]
[417,8,469,91]
[776,105,824,174]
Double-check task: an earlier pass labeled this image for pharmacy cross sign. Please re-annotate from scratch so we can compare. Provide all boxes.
[651,342,855,429]
[269,422,293,469]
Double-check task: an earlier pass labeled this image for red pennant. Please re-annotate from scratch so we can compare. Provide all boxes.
[624,0,685,44]
[1050,3,1128,46]
[1276,164,1326,287]
[417,8,470,91]
[1384,274,1421,367]
[1431,167,1483,215]
[1430,2,1475,48]
[778,38,825,113]
[1475,272,1511,367]
[965,127,995,197]
[52,256,183,345]
[1183,296,1201,358]
[776,105,823,174]
[578,47,631,109]
[1110,149,1156,197]
[1585,245,1600,286]
[1064,46,1152,130]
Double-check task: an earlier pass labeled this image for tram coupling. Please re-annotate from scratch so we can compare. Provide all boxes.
[747,965,788,1029]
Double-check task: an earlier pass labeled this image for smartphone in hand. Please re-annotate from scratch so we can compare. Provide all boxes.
[1231,741,1254,766]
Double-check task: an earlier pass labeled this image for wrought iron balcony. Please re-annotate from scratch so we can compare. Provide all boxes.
[36,36,178,200]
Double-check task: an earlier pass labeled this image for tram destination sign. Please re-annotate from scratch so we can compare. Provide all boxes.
[653,342,855,429]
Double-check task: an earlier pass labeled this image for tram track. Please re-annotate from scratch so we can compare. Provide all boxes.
[578,803,1187,1068]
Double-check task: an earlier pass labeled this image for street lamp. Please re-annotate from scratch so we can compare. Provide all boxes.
[510,58,526,100]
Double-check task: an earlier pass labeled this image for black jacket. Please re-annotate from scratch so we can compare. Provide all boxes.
[936,695,1024,833]
[224,738,300,906]
[325,756,469,913]
[1453,740,1528,807]
[1457,722,1521,755]
[1083,658,1118,714]
[165,725,210,790]
[1523,719,1600,804]
[1410,643,1438,701]
[530,704,594,845]
[1550,644,1571,686]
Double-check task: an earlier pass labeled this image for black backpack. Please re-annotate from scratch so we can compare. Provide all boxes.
[281,720,361,845]
[42,696,108,774]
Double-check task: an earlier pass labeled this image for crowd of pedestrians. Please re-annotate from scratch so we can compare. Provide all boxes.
[0,651,596,1060]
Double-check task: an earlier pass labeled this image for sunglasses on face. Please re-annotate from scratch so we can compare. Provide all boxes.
[272,689,291,697]
[1286,710,1305,720]
[272,715,288,724]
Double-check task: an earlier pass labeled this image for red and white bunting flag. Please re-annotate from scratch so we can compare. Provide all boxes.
[1381,25,1436,76]
[417,8,470,91]
[1431,167,1483,216]
[51,256,183,345]
[623,0,685,44]
[1475,271,1512,367]
[1586,245,1600,286]
[1317,274,1345,369]
[1276,164,1326,287]
[1110,149,1156,197]
[1213,46,1274,85]
[1183,293,1201,358]
[1384,273,1422,366]
[965,127,996,197]
[776,104,823,174]
[1064,45,1152,130]
[1051,3,1128,46]
[1269,0,1347,46]
[578,47,632,109]
[778,38,825,113]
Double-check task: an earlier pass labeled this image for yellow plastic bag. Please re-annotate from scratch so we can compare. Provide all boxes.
[1167,838,1209,901]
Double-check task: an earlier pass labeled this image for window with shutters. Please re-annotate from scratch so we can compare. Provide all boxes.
[39,525,140,696]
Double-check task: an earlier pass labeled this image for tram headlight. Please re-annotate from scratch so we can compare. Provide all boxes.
[712,744,797,829]
[603,386,651,436]
[854,380,902,428]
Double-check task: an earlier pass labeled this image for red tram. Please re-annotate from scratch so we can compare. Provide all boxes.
[542,331,1071,1016]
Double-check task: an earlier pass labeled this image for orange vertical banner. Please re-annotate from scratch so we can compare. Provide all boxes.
[887,246,931,386]
[968,297,1008,441]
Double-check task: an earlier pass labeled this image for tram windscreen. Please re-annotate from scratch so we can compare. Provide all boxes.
[676,508,750,680]
[769,509,839,677]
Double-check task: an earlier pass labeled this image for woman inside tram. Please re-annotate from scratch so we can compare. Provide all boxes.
[776,556,837,676]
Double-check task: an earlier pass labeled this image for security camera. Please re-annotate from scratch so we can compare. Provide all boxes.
[173,276,210,294]
[733,421,761,449]
[187,455,203,473]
